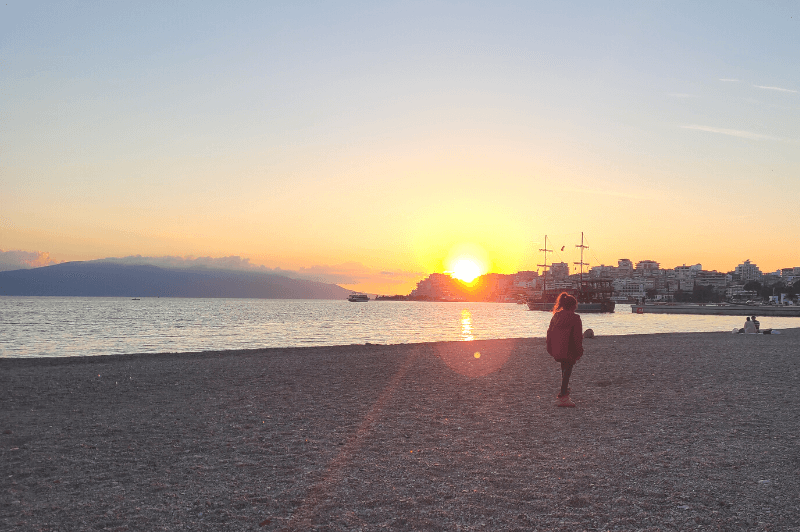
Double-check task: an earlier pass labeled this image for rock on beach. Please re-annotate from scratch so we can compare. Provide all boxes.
[2,329,800,531]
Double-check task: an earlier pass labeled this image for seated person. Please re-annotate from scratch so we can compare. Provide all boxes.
[743,317,757,334]
[751,315,760,332]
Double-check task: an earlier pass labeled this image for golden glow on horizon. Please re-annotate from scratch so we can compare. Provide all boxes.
[5,4,800,300]
[443,243,490,284]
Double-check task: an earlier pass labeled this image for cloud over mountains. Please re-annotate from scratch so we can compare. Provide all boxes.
[0,250,61,271]
[96,254,295,275]
[98,256,423,289]
[0,251,425,294]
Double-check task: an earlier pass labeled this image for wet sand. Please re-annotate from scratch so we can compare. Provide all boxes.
[2,329,799,531]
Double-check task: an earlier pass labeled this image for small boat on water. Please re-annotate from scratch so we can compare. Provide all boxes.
[348,293,369,302]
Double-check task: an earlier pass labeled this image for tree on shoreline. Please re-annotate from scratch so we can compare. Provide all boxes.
[743,280,762,293]
[692,284,722,303]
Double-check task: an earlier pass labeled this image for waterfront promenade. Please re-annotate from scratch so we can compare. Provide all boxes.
[2,330,799,530]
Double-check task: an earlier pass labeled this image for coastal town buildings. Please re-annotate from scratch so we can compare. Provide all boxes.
[409,273,459,301]
[782,267,800,284]
[405,258,798,304]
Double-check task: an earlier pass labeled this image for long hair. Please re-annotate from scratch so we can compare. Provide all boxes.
[552,292,578,314]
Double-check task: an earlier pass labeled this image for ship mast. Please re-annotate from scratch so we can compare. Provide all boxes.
[574,231,589,297]
[538,235,552,292]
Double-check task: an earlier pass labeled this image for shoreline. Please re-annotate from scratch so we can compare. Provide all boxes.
[8,296,800,359]
[3,330,800,530]
[4,327,800,363]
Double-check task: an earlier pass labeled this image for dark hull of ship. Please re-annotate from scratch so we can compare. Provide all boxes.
[527,300,616,313]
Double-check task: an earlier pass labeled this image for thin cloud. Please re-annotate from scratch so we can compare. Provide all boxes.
[539,184,651,202]
[719,78,740,82]
[681,124,782,141]
[570,188,650,201]
[753,85,797,93]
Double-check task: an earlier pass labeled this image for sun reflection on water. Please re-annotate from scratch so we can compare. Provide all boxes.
[461,309,474,341]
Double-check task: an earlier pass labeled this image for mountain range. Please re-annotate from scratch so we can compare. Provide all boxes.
[0,262,352,299]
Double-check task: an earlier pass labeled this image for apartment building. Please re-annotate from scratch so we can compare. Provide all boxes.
[734,260,763,282]
[695,270,727,293]
[635,260,660,276]
[612,278,654,299]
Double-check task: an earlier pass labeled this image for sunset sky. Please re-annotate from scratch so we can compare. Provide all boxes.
[3,2,798,294]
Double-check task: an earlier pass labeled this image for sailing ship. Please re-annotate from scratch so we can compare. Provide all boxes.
[526,233,616,313]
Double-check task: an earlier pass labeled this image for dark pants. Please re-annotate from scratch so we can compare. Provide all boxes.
[560,361,574,396]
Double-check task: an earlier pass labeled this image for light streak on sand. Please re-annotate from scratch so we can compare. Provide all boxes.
[279,348,421,530]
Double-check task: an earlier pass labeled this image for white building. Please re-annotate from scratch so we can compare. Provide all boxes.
[589,264,615,278]
[735,260,762,282]
[727,285,758,301]
[612,278,653,299]
[695,270,727,293]
[550,262,569,280]
[635,260,660,275]
[617,259,634,277]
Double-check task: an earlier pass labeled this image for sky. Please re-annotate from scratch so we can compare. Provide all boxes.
[2,1,798,294]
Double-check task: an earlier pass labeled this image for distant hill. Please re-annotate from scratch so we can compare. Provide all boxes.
[0,262,352,299]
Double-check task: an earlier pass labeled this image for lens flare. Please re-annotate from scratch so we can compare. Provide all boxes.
[451,258,482,283]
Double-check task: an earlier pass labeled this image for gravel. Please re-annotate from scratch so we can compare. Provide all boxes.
[2,329,799,531]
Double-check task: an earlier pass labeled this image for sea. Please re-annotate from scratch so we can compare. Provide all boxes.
[2,296,798,358]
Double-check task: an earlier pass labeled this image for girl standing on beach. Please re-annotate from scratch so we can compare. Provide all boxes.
[546,292,584,407]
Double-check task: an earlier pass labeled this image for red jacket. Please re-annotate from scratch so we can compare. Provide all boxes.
[546,310,584,363]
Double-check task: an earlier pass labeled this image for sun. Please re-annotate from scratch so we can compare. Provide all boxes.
[450,258,483,283]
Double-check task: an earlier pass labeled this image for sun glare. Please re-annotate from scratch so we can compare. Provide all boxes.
[451,258,482,283]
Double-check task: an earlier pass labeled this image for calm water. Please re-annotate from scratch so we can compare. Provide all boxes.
[2,297,798,358]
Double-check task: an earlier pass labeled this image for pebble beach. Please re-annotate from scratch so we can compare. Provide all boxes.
[2,329,799,531]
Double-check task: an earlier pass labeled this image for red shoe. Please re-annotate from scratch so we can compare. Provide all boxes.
[556,394,576,407]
